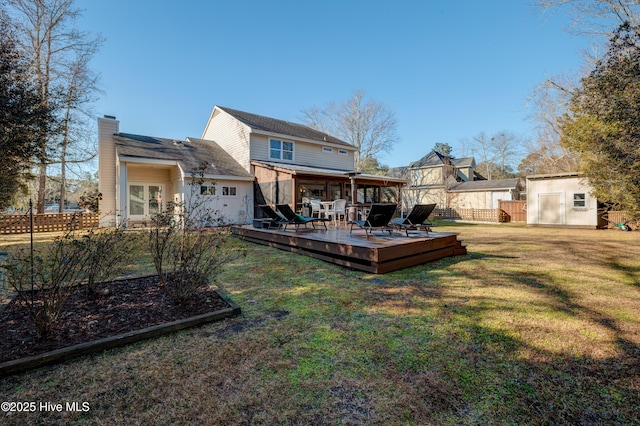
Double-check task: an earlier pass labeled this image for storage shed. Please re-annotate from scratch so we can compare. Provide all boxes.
[526,173,600,228]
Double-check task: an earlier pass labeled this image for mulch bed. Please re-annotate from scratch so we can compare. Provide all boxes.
[0,276,230,363]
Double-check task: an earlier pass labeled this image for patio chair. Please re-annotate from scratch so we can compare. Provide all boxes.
[325,199,347,225]
[276,204,329,231]
[349,203,397,238]
[257,204,288,229]
[390,203,437,236]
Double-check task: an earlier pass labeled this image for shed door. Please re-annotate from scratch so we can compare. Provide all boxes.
[539,193,563,225]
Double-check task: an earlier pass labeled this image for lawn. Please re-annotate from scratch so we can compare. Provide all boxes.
[1,224,639,425]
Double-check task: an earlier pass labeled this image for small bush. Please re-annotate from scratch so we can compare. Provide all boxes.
[3,231,87,338]
[148,163,244,304]
[81,223,136,298]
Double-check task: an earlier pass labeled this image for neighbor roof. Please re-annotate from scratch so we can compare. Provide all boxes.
[408,150,475,169]
[114,133,252,178]
[217,106,354,148]
[448,178,521,192]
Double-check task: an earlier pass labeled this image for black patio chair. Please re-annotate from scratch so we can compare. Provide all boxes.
[390,203,437,236]
[276,204,329,231]
[256,204,288,229]
[349,203,397,238]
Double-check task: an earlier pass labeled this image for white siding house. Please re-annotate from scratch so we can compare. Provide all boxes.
[526,173,600,228]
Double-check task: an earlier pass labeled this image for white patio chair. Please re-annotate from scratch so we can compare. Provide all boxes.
[308,198,324,218]
[326,199,347,225]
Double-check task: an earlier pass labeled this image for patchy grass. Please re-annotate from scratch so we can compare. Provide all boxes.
[1,225,639,425]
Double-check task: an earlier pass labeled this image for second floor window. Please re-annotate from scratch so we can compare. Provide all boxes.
[270,139,294,161]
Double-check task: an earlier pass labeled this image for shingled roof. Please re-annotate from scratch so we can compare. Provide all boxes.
[217,106,353,148]
[408,150,475,169]
[448,178,521,192]
[114,133,252,178]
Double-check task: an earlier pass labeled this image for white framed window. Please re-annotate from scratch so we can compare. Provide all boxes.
[338,149,348,155]
[322,146,333,153]
[269,139,294,161]
[573,193,587,209]
[222,186,237,197]
[200,184,216,196]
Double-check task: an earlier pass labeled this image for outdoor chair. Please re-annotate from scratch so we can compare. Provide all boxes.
[276,204,329,231]
[349,203,397,238]
[308,198,324,218]
[257,204,288,229]
[391,203,437,236]
[325,199,347,225]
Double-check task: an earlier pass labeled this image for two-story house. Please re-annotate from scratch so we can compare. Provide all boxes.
[98,106,405,226]
[201,106,405,212]
[391,150,521,211]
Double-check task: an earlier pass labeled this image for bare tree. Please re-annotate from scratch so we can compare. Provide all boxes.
[301,89,399,172]
[536,0,640,37]
[470,131,520,179]
[524,75,580,174]
[471,132,495,179]
[56,49,100,213]
[7,0,102,213]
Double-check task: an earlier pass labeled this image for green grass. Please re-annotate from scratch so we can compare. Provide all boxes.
[1,224,639,425]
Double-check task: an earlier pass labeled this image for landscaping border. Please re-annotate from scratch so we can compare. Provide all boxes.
[0,289,240,378]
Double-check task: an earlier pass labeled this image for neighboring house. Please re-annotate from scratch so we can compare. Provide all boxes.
[390,150,520,211]
[526,172,602,228]
[448,179,522,209]
[201,106,405,211]
[98,116,254,227]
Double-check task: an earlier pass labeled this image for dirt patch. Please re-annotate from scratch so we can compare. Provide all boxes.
[0,275,230,363]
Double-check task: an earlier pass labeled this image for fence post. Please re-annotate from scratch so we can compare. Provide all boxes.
[0,252,8,296]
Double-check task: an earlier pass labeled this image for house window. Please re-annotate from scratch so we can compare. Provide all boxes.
[573,193,586,209]
[338,149,348,155]
[222,186,237,196]
[269,139,294,161]
[200,185,216,196]
[322,147,333,153]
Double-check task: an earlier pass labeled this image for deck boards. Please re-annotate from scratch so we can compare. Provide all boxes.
[235,225,467,274]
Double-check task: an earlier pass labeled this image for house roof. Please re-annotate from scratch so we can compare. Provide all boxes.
[114,133,252,178]
[448,178,521,192]
[408,150,475,169]
[217,106,354,148]
[251,161,406,183]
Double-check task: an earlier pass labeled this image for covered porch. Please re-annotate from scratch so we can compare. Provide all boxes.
[252,161,406,218]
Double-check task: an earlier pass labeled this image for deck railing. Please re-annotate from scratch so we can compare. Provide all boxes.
[0,212,99,234]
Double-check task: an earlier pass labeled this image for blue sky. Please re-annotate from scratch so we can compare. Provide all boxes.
[78,0,591,168]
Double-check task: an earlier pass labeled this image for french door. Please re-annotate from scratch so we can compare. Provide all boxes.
[128,184,163,220]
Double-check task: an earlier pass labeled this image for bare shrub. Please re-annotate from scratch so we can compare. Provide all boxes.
[148,163,244,304]
[3,231,87,338]
[81,222,136,298]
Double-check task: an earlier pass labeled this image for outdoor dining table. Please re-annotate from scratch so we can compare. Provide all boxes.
[317,201,332,220]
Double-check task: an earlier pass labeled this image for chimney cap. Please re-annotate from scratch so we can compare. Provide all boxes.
[103,115,117,120]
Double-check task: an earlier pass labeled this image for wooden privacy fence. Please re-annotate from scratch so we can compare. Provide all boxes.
[433,200,527,224]
[498,200,527,222]
[0,212,99,234]
[434,208,507,222]
[602,211,639,230]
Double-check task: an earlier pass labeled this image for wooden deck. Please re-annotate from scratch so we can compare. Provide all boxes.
[235,224,467,274]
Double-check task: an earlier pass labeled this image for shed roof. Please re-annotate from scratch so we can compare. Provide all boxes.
[449,178,521,192]
[114,133,252,178]
[217,106,354,148]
